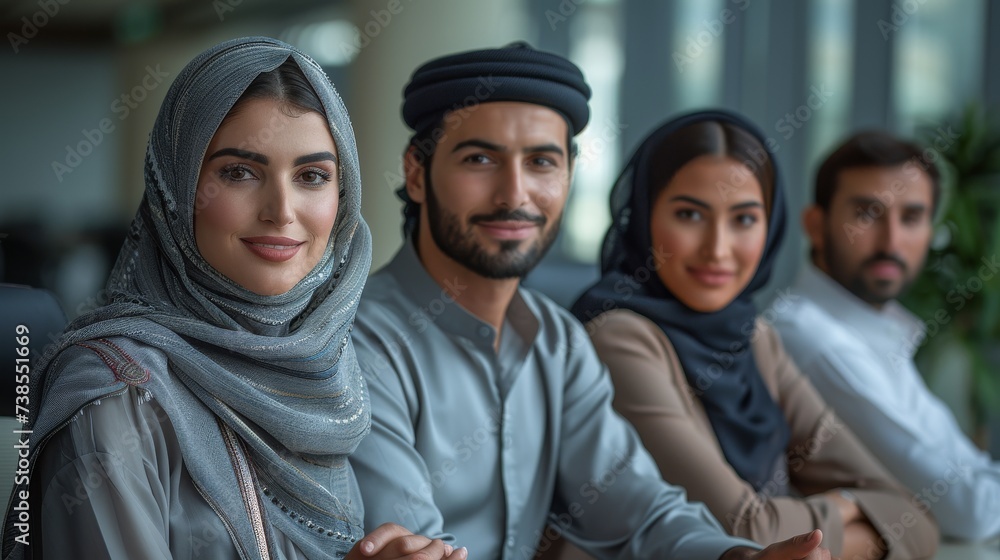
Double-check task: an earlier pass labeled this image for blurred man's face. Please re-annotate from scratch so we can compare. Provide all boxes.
[807,165,934,307]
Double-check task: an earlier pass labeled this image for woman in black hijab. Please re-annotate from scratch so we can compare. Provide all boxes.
[571,110,937,560]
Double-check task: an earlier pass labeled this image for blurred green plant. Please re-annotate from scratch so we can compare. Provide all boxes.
[902,104,1000,430]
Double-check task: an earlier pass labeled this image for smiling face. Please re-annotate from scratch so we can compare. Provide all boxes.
[650,155,769,312]
[406,101,571,279]
[194,97,339,296]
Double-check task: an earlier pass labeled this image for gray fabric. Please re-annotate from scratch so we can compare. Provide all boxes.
[36,387,307,559]
[350,243,758,560]
[2,37,372,559]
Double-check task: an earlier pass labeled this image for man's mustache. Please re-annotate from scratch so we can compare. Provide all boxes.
[470,209,546,225]
[864,252,907,273]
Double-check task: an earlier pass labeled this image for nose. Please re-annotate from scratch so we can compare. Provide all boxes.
[258,180,295,227]
[875,212,901,254]
[700,219,728,261]
[494,161,530,209]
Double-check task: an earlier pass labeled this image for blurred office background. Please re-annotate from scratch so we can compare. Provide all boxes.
[1,0,998,427]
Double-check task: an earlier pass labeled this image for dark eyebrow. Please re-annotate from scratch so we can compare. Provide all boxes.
[669,195,711,209]
[207,147,268,164]
[902,203,928,212]
[848,196,880,207]
[730,201,764,211]
[525,143,565,157]
[452,139,506,153]
[294,151,338,166]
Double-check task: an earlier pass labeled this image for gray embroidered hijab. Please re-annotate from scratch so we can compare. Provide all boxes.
[2,37,372,559]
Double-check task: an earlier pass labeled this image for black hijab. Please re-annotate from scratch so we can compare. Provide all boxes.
[571,109,790,491]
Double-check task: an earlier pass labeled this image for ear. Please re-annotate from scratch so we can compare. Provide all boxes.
[802,205,825,263]
[403,146,427,205]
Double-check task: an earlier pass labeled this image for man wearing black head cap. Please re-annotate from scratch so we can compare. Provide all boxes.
[350,43,831,560]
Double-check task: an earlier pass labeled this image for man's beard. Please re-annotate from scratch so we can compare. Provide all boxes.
[823,232,914,306]
[424,180,561,279]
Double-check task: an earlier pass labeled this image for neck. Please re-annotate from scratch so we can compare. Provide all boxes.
[414,229,520,339]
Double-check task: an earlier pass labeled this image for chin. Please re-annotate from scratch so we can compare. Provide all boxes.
[683,299,728,313]
[242,281,295,297]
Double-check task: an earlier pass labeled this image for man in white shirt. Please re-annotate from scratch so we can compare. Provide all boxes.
[774,130,1000,541]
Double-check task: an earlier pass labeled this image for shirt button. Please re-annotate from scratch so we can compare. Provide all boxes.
[478,326,491,338]
[506,536,516,548]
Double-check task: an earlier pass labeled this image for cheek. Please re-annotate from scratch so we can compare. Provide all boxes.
[729,228,768,289]
[534,176,570,214]
[651,221,697,258]
[651,223,695,287]
[301,192,340,242]
[194,183,242,240]
[194,179,227,248]
[902,225,933,259]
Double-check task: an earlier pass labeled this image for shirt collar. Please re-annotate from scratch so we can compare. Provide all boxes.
[385,240,540,351]
[794,263,925,357]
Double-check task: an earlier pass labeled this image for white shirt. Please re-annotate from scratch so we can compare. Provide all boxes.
[773,264,1000,541]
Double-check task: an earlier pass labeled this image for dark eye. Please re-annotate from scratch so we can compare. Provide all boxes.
[464,154,492,165]
[299,168,332,186]
[219,164,255,182]
[676,209,702,221]
[530,156,557,168]
[735,214,758,227]
[902,210,925,225]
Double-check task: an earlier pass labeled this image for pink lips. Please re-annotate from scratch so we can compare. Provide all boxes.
[868,261,902,280]
[687,266,736,287]
[241,236,304,262]
[477,221,538,240]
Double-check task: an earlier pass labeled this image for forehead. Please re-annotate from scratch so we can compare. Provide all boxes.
[210,98,335,151]
[664,156,764,202]
[833,165,933,205]
[438,101,568,148]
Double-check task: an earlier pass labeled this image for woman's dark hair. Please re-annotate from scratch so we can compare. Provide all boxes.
[647,120,775,216]
[226,57,325,120]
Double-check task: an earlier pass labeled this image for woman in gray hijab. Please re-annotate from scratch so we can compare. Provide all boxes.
[1,37,464,560]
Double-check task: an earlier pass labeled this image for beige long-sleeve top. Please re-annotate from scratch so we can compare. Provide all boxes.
[584,309,938,559]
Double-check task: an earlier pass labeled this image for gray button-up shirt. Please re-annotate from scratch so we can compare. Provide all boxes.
[350,243,757,560]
